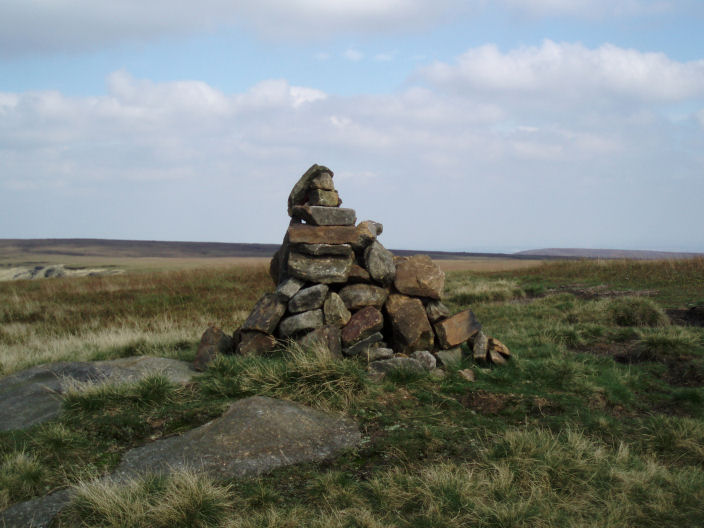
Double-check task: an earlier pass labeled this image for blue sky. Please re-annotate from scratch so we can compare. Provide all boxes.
[1,1,703,253]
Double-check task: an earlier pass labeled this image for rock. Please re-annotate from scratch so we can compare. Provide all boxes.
[323,292,352,326]
[237,331,278,356]
[394,255,445,300]
[367,357,425,380]
[366,347,394,361]
[193,326,234,371]
[489,349,508,366]
[269,247,282,284]
[384,294,434,353]
[287,251,353,284]
[269,232,291,284]
[473,331,489,362]
[339,283,389,310]
[298,326,342,358]
[309,189,341,207]
[341,306,384,346]
[242,293,287,334]
[348,263,372,283]
[278,310,324,338]
[411,350,436,370]
[112,396,361,481]
[429,368,446,380]
[292,205,356,226]
[275,277,304,301]
[425,300,451,323]
[0,489,73,528]
[343,332,384,356]
[436,347,463,368]
[288,164,333,216]
[364,240,396,286]
[294,243,354,257]
[287,224,359,245]
[288,284,329,313]
[310,172,334,190]
[459,369,476,382]
[489,337,511,359]
[351,220,382,250]
[434,309,482,349]
[0,357,197,432]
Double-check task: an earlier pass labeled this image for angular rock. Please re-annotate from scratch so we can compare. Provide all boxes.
[489,337,511,358]
[351,220,383,250]
[436,347,463,368]
[459,369,476,382]
[425,300,451,323]
[270,232,291,284]
[411,350,437,370]
[193,325,234,371]
[275,277,304,301]
[343,332,384,356]
[309,189,341,207]
[341,306,384,346]
[430,368,446,380]
[112,396,361,481]
[489,349,508,366]
[237,331,277,356]
[278,309,324,338]
[364,240,396,286]
[288,164,332,216]
[288,284,329,313]
[394,254,445,300]
[434,309,482,349]
[367,357,425,380]
[366,347,394,362]
[287,224,359,245]
[292,205,356,226]
[384,294,434,353]
[294,243,354,258]
[339,283,389,310]
[0,489,72,528]
[473,331,489,362]
[242,293,287,334]
[310,172,334,190]
[287,251,353,284]
[323,292,352,326]
[348,263,372,283]
[298,325,342,358]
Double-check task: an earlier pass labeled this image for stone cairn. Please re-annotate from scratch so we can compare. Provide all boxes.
[194,164,510,375]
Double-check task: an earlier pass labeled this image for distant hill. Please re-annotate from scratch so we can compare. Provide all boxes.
[514,248,704,260]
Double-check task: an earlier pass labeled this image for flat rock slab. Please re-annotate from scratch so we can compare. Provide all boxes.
[0,489,72,528]
[112,396,361,481]
[0,356,197,432]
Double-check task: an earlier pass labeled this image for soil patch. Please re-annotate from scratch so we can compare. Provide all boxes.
[666,306,704,327]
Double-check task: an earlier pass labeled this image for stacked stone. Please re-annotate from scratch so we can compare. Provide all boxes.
[223,163,510,374]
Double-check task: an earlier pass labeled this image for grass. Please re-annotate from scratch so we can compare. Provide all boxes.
[1,257,704,526]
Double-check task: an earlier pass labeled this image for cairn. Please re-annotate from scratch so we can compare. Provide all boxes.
[194,164,510,373]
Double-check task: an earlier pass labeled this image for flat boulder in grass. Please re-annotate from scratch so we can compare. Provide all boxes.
[394,255,445,300]
[339,283,389,310]
[193,325,234,371]
[242,293,287,334]
[384,294,434,354]
[368,357,425,380]
[434,309,482,349]
[341,306,384,346]
[237,331,277,356]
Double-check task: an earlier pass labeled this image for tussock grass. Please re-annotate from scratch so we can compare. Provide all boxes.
[608,296,670,327]
[445,274,525,305]
[634,327,700,360]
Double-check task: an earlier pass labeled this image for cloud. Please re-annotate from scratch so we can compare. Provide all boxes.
[497,0,674,17]
[343,49,364,62]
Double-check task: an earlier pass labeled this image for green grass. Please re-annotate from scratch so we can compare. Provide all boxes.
[2,258,704,526]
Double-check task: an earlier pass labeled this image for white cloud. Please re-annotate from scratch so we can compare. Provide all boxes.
[343,49,364,62]
[498,0,673,17]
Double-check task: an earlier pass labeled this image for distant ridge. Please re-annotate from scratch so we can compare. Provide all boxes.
[514,248,704,260]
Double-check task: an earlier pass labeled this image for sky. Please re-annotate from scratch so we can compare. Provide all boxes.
[1,1,704,253]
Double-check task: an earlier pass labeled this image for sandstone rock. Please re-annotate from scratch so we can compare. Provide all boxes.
[294,243,354,257]
[242,293,287,334]
[348,263,371,283]
[288,284,329,313]
[384,294,434,353]
[323,292,352,326]
[434,309,482,349]
[299,325,342,358]
[489,337,511,358]
[112,396,360,481]
[310,172,334,190]
[459,369,476,382]
[292,205,356,226]
[339,283,389,310]
[341,306,384,346]
[364,240,396,286]
[473,331,489,362]
[278,310,324,338]
[287,224,359,245]
[394,254,445,300]
[429,368,446,380]
[367,357,425,380]
[288,164,333,216]
[237,331,277,356]
[193,326,234,371]
[411,350,436,370]
[436,347,463,368]
[269,248,282,284]
[0,489,72,528]
[287,251,353,284]
[343,332,384,356]
[366,347,394,362]
[275,277,304,301]
[425,300,451,323]
[309,188,341,207]
[489,349,508,366]
[351,220,382,250]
